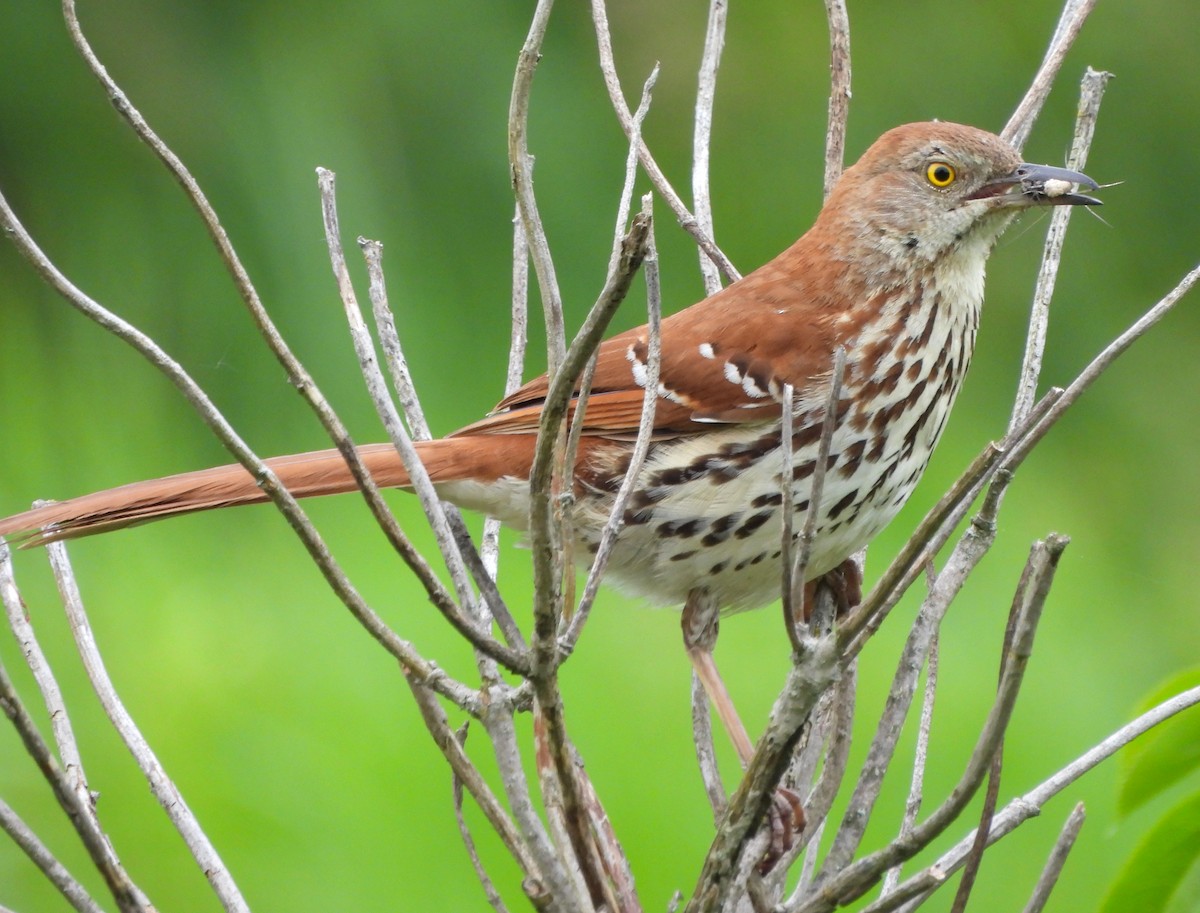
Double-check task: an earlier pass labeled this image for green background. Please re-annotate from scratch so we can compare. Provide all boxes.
[2,1,1198,911]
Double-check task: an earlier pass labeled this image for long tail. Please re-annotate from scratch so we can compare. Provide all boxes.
[0,437,537,546]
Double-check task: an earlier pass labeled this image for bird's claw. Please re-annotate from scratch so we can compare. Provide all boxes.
[757,787,807,874]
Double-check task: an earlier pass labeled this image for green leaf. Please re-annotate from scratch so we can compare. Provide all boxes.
[1118,668,1200,817]
[1102,792,1200,913]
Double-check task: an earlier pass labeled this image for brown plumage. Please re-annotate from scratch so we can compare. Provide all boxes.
[0,122,1100,613]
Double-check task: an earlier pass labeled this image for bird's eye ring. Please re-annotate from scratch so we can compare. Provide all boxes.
[926,162,956,188]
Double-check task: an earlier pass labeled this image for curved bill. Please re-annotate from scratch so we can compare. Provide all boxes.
[970,162,1103,207]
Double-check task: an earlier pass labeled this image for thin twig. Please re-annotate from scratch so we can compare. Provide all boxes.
[693,0,728,296]
[692,671,728,822]
[1,518,86,786]
[568,195,661,645]
[1001,263,1200,476]
[360,229,520,650]
[822,0,852,198]
[782,348,847,655]
[589,0,739,282]
[778,383,798,640]
[887,685,1200,913]
[528,213,653,671]
[509,0,566,375]
[880,632,938,896]
[46,542,249,912]
[1001,0,1098,152]
[29,7,483,710]
[1008,68,1112,432]
[790,536,1067,913]
[562,69,658,648]
[524,213,652,909]
[1021,803,1086,913]
[318,171,527,673]
[0,797,106,913]
[0,550,150,913]
[361,233,521,646]
[451,744,514,913]
[476,207,533,626]
[405,679,540,897]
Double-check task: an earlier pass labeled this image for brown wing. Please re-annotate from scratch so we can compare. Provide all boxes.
[454,236,859,439]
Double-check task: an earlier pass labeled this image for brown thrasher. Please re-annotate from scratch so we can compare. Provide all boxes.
[0,122,1098,779]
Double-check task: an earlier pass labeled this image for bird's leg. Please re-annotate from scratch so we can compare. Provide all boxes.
[682,588,805,873]
[682,587,755,767]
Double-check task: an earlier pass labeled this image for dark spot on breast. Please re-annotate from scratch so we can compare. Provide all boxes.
[709,561,727,575]
[700,513,740,547]
[719,431,780,466]
[658,518,703,539]
[708,464,739,484]
[623,507,653,526]
[652,464,706,488]
[870,399,909,432]
[916,301,939,348]
[752,491,783,508]
[734,510,775,539]
[671,549,697,562]
[906,358,925,381]
[828,490,858,520]
[905,236,919,249]
[837,439,867,478]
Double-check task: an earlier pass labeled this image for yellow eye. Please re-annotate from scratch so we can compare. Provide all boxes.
[926,162,956,188]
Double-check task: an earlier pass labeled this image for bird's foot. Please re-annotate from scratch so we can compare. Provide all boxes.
[757,786,807,874]
[804,556,864,626]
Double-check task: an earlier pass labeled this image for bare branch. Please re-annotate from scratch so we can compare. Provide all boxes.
[781,348,847,655]
[46,543,248,911]
[451,761,514,913]
[692,671,728,823]
[406,681,539,896]
[15,8,486,709]
[880,633,938,896]
[0,796,105,913]
[1008,68,1112,431]
[568,200,660,646]
[528,214,652,671]
[509,0,566,375]
[1021,803,1086,913]
[1003,262,1200,475]
[792,536,1067,913]
[590,0,740,282]
[1,550,151,912]
[318,171,528,672]
[1002,0,1098,152]
[822,0,852,197]
[889,686,1200,913]
[693,0,729,295]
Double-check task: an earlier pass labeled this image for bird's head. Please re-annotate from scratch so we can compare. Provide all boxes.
[819,121,1101,273]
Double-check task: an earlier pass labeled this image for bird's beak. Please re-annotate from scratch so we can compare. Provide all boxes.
[969,162,1103,207]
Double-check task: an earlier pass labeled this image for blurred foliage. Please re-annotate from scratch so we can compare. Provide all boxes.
[1,1,1198,911]
[1102,670,1200,913]
[1118,669,1200,817]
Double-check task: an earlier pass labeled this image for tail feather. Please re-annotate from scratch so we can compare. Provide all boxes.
[0,438,529,546]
